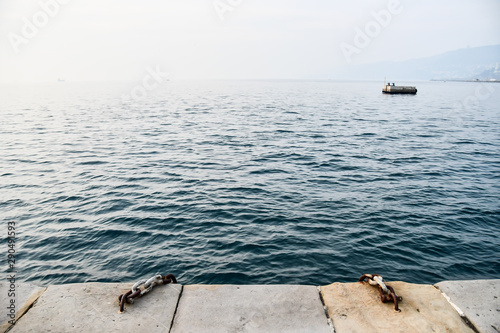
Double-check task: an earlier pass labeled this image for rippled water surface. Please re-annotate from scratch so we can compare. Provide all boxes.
[1,80,499,285]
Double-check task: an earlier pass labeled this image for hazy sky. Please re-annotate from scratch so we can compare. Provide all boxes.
[1,0,499,82]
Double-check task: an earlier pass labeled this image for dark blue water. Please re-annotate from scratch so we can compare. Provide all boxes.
[1,80,499,286]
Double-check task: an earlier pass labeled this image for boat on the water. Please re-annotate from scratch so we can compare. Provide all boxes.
[382,83,417,94]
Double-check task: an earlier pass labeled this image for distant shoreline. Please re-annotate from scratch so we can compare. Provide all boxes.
[431,79,500,83]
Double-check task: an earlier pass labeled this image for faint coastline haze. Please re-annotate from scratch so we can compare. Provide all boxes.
[0,0,499,83]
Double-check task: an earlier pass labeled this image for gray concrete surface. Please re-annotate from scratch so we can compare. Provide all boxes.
[0,282,45,333]
[435,280,500,333]
[170,285,331,333]
[8,282,182,333]
[3,280,499,333]
[321,281,474,333]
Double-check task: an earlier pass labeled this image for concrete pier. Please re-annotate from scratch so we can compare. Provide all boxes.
[1,279,498,332]
[170,285,330,332]
[436,280,500,333]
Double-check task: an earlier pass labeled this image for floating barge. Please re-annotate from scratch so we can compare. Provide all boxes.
[382,82,417,94]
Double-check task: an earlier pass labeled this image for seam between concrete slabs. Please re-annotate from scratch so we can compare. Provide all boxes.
[3,287,47,333]
[317,286,335,333]
[433,285,480,333]
[168,284,184,333]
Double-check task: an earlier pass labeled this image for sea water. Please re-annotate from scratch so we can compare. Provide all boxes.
[1,80,499,285]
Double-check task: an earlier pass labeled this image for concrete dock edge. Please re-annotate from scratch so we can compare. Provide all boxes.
[7,283,182,333]
[169,284,331,333]
[435,280,500,333]
[2,279,499,333]
[0,283,46,333]
[320,281,474,332]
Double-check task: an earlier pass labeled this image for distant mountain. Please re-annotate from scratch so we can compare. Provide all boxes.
[469,66,500,81]
[332,44,500,81]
